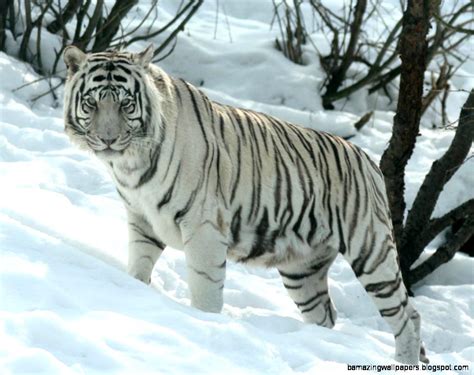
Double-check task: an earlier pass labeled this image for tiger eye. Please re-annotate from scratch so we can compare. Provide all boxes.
[85,96,96,107]
[121,99,132,107]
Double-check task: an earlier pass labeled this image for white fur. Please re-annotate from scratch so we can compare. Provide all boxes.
[63,47,426,364]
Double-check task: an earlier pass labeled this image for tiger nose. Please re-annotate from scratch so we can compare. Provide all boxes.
[99,136,118,146]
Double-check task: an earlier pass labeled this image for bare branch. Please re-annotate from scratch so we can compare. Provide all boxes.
[272,0,306,65]
[76,0,103,50]
[405,199,474,260]
[47,0,81,34]
[73,0,92,42]
[0,0,13,51]
[19,0,33,62]
[420,61,452,116]
[354,111,373,130]
[92,0,137,52]
[108,0,158,45]
[121,0,202,49]
[320,0,367,109]
[152,0,203,59]
[408,216,474,285]
[441,83,450,126]
[433,6,474,35]
[401,89,474,268]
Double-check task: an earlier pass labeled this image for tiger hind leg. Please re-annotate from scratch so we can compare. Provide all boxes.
[278,255,337,328]
[343,240,425,364]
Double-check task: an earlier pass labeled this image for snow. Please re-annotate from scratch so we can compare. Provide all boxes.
[1,1,473,374]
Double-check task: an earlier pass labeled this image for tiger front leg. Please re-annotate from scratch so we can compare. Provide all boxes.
[181,219,228,313]
[127,211,165,284]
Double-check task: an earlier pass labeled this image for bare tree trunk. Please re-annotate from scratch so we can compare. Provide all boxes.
[379,1,473,290]
[379,0,431,255]
[92,0,138,52]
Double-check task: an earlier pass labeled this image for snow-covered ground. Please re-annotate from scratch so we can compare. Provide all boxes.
[1,1,473,374]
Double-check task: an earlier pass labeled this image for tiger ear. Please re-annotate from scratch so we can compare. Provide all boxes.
[134,44,154,69]
[64,45,87,74]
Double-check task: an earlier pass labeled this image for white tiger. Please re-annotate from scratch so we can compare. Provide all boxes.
[63,45,428,364]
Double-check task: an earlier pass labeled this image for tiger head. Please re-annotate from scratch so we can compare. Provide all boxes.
[63,45,159,160]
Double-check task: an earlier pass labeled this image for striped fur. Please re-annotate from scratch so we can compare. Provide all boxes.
[63,45,427,364]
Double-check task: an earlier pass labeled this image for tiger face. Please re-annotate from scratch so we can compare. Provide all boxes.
[63,45,156,159]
